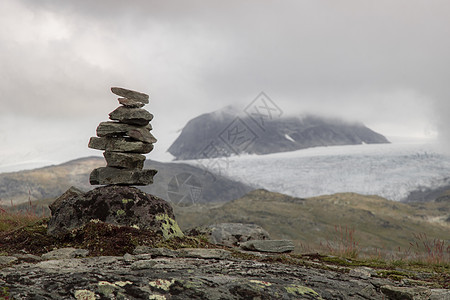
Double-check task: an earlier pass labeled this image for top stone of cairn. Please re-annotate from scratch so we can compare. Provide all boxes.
[111,87,149,104]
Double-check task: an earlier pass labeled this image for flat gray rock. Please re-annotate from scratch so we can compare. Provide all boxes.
[349,267,374,279]
[0,256,18,266]
[89,167,157,185]
[88,137,154,154]
[127,127,157,144]
[207,223,271,247]
[34,258,86,274]
[104,152,146,169]
[111,87,149,104]
[96,122,156,144]
[118,97,145,108]
[42,248,89,260]
[380,285,434,300]
[240,240,295,253]
[109,106,153,126]
[177,248,231,260]
[96,121,136,137]
[11,254,43,263]
[133,246,178,258]
[130,259,158,270]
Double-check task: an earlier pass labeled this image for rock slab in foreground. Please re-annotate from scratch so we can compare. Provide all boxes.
[47,186,183,238]
[2,249,448,300]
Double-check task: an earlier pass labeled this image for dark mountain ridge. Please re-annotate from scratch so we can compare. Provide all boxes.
[168,106,390,160]
[403,177,450,203]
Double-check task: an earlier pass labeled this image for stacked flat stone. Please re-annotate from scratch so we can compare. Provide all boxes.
[88,87,157,185]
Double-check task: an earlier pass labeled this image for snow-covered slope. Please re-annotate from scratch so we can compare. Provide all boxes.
[183,138,450,201]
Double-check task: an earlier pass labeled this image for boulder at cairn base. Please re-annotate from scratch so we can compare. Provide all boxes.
[90,167,157,185]
[47,185,183,239]
[48,186,84,215]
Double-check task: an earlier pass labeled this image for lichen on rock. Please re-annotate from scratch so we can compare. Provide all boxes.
[155,213,184,240]
[285,284,323,299]
[149,279,176,292]
[74,289,96,300]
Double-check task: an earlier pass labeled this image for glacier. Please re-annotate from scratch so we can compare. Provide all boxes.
[182,138,450,201]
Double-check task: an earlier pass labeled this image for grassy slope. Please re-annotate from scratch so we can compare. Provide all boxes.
[174,189,449,253]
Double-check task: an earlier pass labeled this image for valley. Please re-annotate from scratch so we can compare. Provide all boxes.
[1,140,448,256]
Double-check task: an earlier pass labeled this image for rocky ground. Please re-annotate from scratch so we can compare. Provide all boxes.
[0,185,448,299]
[1,246,449,300]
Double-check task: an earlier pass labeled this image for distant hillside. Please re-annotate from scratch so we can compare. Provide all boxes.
[0,157,102,206]
[0,157,254,207]
[168,106,389,160]
[174,189,449,252]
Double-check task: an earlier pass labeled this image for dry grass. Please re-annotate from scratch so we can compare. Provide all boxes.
[0,209,41,233]
[309,224,450,267]
[408,233,450,265]
[0,197,42,233]
[320,225,360,259]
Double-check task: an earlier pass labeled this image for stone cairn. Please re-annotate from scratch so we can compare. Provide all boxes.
[88,87,158,185]
[47,88,183,237]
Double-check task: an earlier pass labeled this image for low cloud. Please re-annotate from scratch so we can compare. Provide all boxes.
[1,0,449,166]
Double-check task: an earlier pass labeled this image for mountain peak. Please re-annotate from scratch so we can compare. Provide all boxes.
[168,109,389,160]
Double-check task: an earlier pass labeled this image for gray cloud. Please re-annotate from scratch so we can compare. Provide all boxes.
[1,0,449,168]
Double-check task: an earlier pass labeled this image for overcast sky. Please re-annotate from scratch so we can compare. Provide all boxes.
[1,0,449,171]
